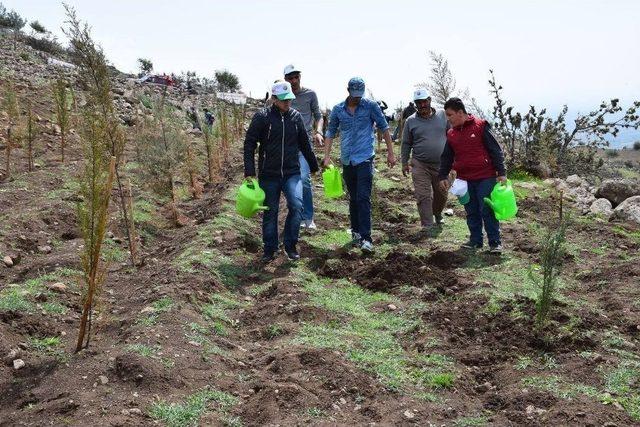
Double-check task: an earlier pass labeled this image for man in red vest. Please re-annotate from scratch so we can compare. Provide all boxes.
[438,97,506,253]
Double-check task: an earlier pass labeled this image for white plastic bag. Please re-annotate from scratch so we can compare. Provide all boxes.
[449,178,468,197]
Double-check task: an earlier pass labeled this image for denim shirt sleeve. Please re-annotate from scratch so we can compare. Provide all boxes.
[370,101,389,132]
[326,105,340,138]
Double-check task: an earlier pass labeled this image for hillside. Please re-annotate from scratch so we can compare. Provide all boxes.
[1,32,640,427]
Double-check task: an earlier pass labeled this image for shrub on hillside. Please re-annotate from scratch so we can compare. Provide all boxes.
[24,34,64,55]
[634,141,640,151]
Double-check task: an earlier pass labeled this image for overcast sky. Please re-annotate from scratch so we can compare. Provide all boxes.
[6,0,640,141]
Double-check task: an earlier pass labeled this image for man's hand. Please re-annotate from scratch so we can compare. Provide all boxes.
[439,179,450,193]
[386,151,396,168]
[402,163,410,177]
[323,157,332,169]
[497,175,507,184]
[314,133,324,147]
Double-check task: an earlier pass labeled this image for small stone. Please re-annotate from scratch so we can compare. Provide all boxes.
[98,375,109,385]
[443,208,454,216]
[339,397,347,405]
[3,256,13,267]
[603,423,618,427]
[37,245,52,254]
[129,408,142,415]
[613,402,624,411]
[48,282,67,293]
[121,409,130,416]
[403,409,415,419]
[525,405,546,416]
[13,359,25,370]
[188,341,201,347]
[354,404,361,411]
[387,304,397,311]
[474,382,492,393]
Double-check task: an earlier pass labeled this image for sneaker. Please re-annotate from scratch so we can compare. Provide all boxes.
[461,241,482,250]
[434,214,445,226]
[351,232,362,246]
[360,240,374,253]
[306,220,317,230]
[300,221,308,229]
[489,244,503,254]
[285,247,300,261]
[261,252,276,263]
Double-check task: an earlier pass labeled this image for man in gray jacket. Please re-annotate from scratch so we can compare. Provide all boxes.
[401,88,449,230]
[284,64,324,230]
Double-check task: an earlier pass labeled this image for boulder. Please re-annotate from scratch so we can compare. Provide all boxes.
[595,179,640,207]
[589,198,613,219]
[613,196,640,225]
[565,174,587,188]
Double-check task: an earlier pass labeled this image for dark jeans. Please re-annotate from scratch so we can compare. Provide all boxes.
[464,177,500,247]
[343,158,374,242]
[259,174,303,254]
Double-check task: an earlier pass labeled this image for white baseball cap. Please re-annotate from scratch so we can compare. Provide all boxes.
[413,88,430,101]
[272,81,296,101]
[283,64,301,76]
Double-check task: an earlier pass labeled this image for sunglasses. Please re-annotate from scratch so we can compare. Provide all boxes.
[285,73,301,80]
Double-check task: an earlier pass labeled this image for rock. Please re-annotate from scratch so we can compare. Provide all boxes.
[129,408,142,415]
[443,208,454,216]
[589,198,613,219]
[13,359,25,370]
[403,410,415,419]
[525,405,547,416]
[596,179,640,207]
[603,423,618,427]
[612,196,640,225]
[387,304,397,311]
[98,375,109,385]
[48,282,67,293]
[3,255,13,267]
[474,382,493,393]
[37,245,52,254]
[565,174,587,188]
[4,348,22,366]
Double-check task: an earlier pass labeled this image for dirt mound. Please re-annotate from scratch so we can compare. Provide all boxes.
[240,347,386,426]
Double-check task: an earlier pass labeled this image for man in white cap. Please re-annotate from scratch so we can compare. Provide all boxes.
[323,77,396,253]
[283,64,323,230]
[244,81,319,262]
[401,88,449,232]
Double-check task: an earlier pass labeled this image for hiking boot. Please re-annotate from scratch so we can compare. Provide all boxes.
[285,246,300,261]
[360,240,374,253]
[461,241,482,250]
[489,244,503,254]
[351,232,362,247]
[435,214,445,226]
[261,251,276,263]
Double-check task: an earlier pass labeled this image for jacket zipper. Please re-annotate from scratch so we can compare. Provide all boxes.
[281,113,285,177]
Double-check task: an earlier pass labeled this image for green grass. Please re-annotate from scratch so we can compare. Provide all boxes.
[102,238,127,263]
[307,407,327,418]
[0,268,81,313]
[153,297,175,312]
[149,387,238,427]
[454,415,489,426]
[41,302,68,315]
[602,360,640,420]
[133,199,157,223]
[293,272,453,392]
[306,228,352,251]
[126,343,161,358]
[30,336,61,352]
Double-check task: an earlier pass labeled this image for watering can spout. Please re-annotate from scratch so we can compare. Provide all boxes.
[483,197,494,210]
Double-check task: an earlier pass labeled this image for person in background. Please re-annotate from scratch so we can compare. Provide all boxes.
[401,88,449,233]
[323,77,396,253]
[438,97,506,254]
[283,64,323,230]
[393,101,417,142]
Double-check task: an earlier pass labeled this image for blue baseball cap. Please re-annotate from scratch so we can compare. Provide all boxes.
[347,77,365,97]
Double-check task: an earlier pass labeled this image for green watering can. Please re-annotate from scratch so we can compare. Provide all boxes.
[484,179,518,220]
[322,164,343,199]
[236,178,268,218]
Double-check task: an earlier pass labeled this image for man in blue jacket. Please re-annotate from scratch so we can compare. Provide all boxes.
[244,81,319,262]
[323,77,396,253]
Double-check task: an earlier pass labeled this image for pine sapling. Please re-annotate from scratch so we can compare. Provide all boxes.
[25,101,37,172]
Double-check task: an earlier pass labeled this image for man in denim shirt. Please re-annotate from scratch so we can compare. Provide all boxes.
[323,77,396,253]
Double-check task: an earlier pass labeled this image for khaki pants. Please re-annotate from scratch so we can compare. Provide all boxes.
[410,158,448,226]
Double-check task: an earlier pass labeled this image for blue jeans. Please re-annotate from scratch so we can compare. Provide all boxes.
[464,177,501,247]
[259,174,303,254]
[343,159,374,242]
[299,151,314,221]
